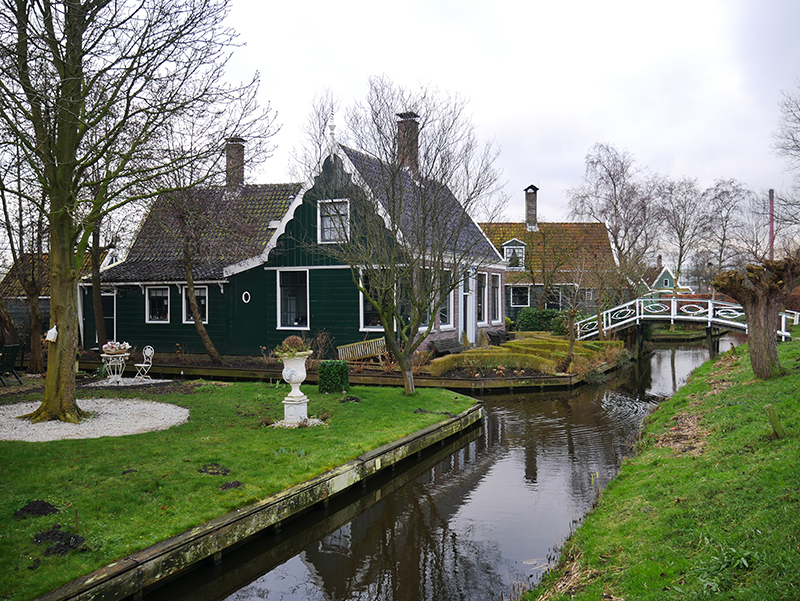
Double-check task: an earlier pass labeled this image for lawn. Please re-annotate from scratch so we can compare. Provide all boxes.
[528,339,800,600]
[0,380,476,601]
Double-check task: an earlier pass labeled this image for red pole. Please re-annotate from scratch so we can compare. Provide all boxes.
[769,189,775,261]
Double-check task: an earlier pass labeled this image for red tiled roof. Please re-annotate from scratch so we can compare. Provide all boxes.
[480,221,615,284]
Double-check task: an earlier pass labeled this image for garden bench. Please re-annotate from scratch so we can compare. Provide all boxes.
[431,337,467,357]
[337,337,386,361]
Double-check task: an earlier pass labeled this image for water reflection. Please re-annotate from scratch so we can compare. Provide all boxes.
[147,336,744,601]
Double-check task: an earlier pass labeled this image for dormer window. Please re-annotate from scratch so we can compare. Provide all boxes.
[504,244,525,270]
[318,199,350,244]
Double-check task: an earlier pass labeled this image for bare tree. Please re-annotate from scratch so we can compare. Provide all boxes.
[300,76,505,395]
[0,0,270,422]
[0,157,47,371]
[656,176,713,293]
[703,178,749,271]
[569,144,661,271]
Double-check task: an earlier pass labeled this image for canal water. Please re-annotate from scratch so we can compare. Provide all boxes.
[147,335,745,601]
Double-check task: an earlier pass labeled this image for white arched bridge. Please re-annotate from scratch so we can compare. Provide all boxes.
[576,296,800,341]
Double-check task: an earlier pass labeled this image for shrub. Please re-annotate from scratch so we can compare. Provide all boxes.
[515,307,562,332]
[318,360,349,393]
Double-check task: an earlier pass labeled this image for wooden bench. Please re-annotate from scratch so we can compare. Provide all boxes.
[431,337,467,357]
[337,337,386,361]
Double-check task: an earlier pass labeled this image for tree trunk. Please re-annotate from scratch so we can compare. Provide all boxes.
[25,293,45,374]
[0,296,19,346]
[91,223,108,348]
[22,228,87,423]
[712,258,800,380]
[183,255,223,365]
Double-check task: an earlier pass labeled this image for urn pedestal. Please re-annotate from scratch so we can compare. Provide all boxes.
[278,351,313,424]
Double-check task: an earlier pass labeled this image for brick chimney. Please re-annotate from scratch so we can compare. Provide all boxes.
[226,137,245,188]
[396,112,419,174]
[525,184,539,232]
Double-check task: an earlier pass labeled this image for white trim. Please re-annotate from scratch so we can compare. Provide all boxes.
[490,273,502,324]
[263,264,350,271]
[145,285,170,324]
[476,271,489,325]
[182,285,208,324]
[438,278,454,330]
[317,198,350,244]
[223,184,310,277]
[276,268,310,331]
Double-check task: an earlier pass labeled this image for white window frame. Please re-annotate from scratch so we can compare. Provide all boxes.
[145,286,170,324]
[317,199,350,244]
[504,245,525,270]
[182,285,208,324]
[585,289,594,302]
[663,278,670,287]
[511,286,530,307]
[476,272,488,325]
[359,270,386,332]
[490,273,501,324]
[277,269,310,331]
[439,277,455,331]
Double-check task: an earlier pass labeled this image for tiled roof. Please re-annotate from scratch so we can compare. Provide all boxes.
[340,146,501,263]
[481,221,615,285]
[100,183,301,283]
[0,253,96,297]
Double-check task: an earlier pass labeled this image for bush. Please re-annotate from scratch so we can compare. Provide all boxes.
[515,307,562,332]
[318,360,349,393]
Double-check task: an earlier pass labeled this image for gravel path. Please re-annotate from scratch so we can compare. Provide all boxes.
[0,398,189,442]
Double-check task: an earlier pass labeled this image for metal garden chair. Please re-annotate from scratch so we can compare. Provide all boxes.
[134,345,154,380]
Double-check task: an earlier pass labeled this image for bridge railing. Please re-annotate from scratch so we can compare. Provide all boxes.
[576,297,796,341]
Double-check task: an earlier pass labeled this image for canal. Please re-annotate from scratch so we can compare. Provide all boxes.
[146,335,745,601]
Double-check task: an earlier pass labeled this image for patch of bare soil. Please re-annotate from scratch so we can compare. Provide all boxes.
[655,412,708,456]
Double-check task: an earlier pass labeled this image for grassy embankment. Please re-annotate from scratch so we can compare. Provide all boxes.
[528,337,800,600]
[0,381,475,601]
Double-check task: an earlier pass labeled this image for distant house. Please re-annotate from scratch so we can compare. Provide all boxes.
[481,185,616,321]
[81,119,504,356]
[0,252,100,339]
[640,256,694,295]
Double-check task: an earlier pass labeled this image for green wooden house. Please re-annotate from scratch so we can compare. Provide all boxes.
[80,122,505,357]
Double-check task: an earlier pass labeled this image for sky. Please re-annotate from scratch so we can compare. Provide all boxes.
[225,0,800,223]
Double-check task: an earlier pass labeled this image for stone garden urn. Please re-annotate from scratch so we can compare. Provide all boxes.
[278,350,313,424]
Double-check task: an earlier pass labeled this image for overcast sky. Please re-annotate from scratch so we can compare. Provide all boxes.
[226,0,800,223]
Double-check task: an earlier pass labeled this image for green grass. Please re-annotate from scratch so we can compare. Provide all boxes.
[0,381,475,600]
[527,340,800,600]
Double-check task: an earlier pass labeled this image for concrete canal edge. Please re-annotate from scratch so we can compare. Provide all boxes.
[35,404,484,601]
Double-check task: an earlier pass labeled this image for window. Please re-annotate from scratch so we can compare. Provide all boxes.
[476,272,487,323]
[278,270,309,329]
[491,274,501,322]
[318,199,350,243]
[182,286,208,324]
[504,246,525,269]
[585,289,594,302]
[146,286,169,323]
[439,271,454,329]
[360,271,384,331]
[511,286,529,307]
[663,278,670,287]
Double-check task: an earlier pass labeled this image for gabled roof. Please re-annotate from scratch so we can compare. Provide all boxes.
[1,253,96,297]
[100,183,302,283]
[642,265,693,293]
[481,221,614,285]
[339,145,503,263]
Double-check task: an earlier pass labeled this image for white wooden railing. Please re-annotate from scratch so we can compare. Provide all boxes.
[576,298,800,341]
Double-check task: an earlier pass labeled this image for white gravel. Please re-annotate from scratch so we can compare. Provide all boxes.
[0,398,189,442]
